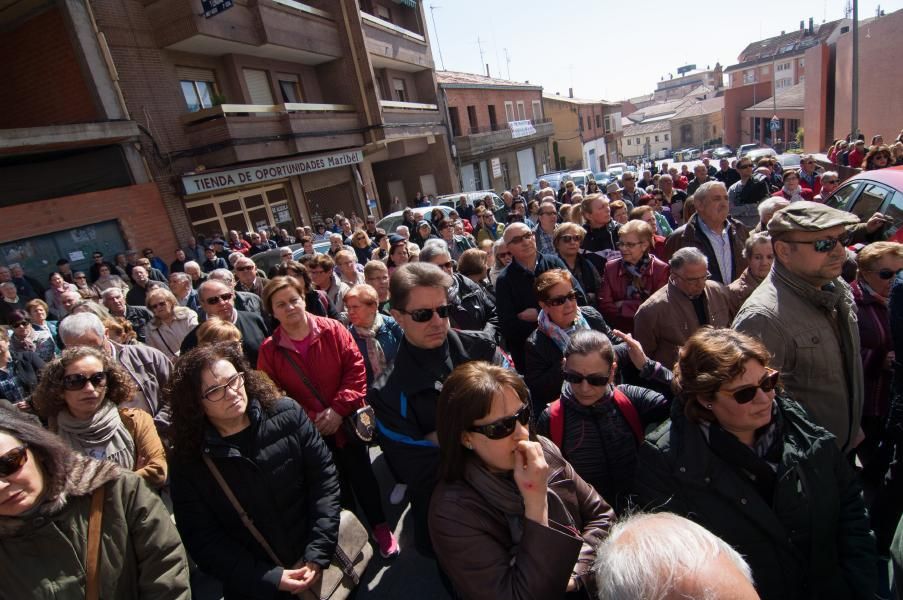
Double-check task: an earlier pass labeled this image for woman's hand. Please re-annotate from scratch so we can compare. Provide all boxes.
[314,408,343,437]
[612,329,647,370]
[277,563,322,594]
[513,440,549,526]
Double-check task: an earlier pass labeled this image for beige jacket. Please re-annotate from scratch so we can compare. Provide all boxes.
[726,268,764,316]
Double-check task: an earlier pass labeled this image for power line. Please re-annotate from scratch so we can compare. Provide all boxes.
[429,4,445,71]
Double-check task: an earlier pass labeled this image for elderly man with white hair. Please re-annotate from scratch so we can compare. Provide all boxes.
[0,281,27,324]
[594,512,760,600]
[100,287,154,343]
[206,268,262,315]
[754,197,790,232]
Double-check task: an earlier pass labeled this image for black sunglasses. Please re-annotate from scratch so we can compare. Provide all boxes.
[558,234,583,244]
[11,321,29,328]
[545,290,578,307]
[781,234,849,253]
[506,231,534,245]
[0,444,28,478]
[721,368,780,404]
[204,292,234,305]
[866,268,903,280]
[399,304,451,322]
[469,404,531,440]
[562,370,610,387]
[62,371,108,391]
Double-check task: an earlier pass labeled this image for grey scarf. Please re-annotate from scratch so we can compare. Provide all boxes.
[56,401,136,470]
[354,313,387,379]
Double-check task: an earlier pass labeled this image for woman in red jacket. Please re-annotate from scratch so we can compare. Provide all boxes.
[771,169,813,202]
[599,220,669,333]
[257,276,399,558]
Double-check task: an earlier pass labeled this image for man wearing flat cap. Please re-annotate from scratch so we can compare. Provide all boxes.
[733,201,863,452]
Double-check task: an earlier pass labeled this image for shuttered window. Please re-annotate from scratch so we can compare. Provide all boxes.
[243,69,274,105]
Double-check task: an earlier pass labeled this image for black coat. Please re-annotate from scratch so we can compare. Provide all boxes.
[635,396,878,600]
[448,272,498,339]
[170,397,340,600]
[181,310,270,366]
[124,305,154,344]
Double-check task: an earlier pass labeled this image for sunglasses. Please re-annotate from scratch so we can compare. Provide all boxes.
[781,234,849,253]
[438,261,454,270]
[468,404,531,440]
[236,265,256,272]
[399,304,451,322]
[149,301,168,310]
[721,368,780,404]
[545,290,578,306]
[562,370,610,387]
[865,268,903,280]
[0,445,28,478]
[204,292,234,305]
[559,234,584,244]
[11,321,29,328]
[62,371,108,391]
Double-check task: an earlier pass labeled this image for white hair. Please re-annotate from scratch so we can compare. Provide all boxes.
[169,271,191,286]
[757,197,790,220]
[207,269,234,285]
[183,261,201,273]
[821,170,839,180]
[419,239,451,262]
[396,225,410,238]
[594,512,754,600]
[100,287,124,301]
[59,312,106,345]
[669,247,708,271]
[693,181,726,205]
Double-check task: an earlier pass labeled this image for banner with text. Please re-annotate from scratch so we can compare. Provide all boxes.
[182,149,364,195]
[509,120,537,139]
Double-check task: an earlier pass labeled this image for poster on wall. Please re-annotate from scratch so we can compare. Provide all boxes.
[491,158,502,179]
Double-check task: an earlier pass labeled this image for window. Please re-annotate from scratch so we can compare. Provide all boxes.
[776,77,793,89]
[603,115,612,133]
[178,66,218,112]
[777,62,791,72]
[635,137,641,144]
[627,138,632,146]
[654,135,659,142]
[743,70,756,84]
[531,100,542,121]
[799,76,805,84]
[645,137,650,143]
[243,68,274,105]
[799,58,805,68]
[504,101,515,123]
[488,105,498,130]
[579,118,584,133]
[448,106,461,137]
[277,74,303,103]
[595,115,601,128]
[466,105,478,132]
[825,181,862,210]
[392,78,408,102]
[375,3,391,21]
[516,101,526,120]
[664,133,669,141]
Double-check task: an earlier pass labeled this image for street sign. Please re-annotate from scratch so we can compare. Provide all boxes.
[769,117,781,132]
[202,0,233,18]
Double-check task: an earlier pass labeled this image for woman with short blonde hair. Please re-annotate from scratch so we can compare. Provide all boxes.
[145,287,198,360]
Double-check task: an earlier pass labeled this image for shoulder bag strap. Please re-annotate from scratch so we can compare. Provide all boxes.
[278,346,327,411]
[154,327,177,357]
[202,454,284,568]
[85,485,105,600]
[549,399,564,449]
[611,388,644,443]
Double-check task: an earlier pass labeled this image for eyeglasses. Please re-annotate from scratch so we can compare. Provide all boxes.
[864,268,903,280]
[399,304,451,322]
[737,164,753,169]
[781,234,849,253]
[617,240,645,249]
[11,321,29,328]
[204,292,234,305]
[0,445,28,478]
[545,290,578,307]
[438,261,454,270]
[236,265,256,272]
[562,370,610,387]
[62,371,108,391]
[203,371,245,402]
[506,231,534,245]
[149,301,168,310]
[496,252,512,259]
[720,368,780,404]
[558,234,584,244]
[468,404,531,440]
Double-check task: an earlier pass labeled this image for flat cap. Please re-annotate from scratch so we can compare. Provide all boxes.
[767,200,860,235]
[606,182,623,194]
[388,234,406,246]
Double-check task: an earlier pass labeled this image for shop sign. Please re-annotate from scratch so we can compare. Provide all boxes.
[491,158,502,179]
[509,120,537,139]
[182,149,364,195]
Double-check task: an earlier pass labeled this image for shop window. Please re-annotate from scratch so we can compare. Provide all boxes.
[186,183,298,239]
[392,78,408,102]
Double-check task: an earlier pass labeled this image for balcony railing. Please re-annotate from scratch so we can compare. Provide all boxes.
[181,102,356,125]
[454,120,555,158]
[360,11,425,42]
[379,100,438,111]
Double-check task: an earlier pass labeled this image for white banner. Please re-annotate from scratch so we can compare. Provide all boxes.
[509,119,537,139]
[182,149,364,195]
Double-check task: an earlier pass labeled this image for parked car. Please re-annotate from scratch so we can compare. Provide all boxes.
[737,143,761,158]
[777,153,802,169]
[608,162,628,172]
[251,240,330,273]
[438,191,503,212]
[656,149,672,160]
[594,171,614,187]
[685,148,702,160]
[745,147,778,163]
[712,146,735,159]
[532,171,572,192]
[568,170,595,190]
[825,166,903,242]
[701,149,714,159]
[377,206,454,235]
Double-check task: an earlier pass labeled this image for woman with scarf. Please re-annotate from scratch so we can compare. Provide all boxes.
[554,223,603,307]
[635,328,878,600]
[524,269,672,415]
[771,169,813,202]
[345,284,402,385]
[428,361,614,599]
[0,406,190,598]
[7,309,57,362]
[25,298,59,348]
[852,241,903,478]
[32,346,168,489]
[145,287,198,361]
[599,220,669,334]
[727,232,774,315]
[44,271,78,320]
[536,329,669,514]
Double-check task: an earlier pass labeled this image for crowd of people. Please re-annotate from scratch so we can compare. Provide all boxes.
[1,149,903,599]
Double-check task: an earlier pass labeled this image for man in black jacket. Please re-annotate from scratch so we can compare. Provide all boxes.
[369,262,510,556]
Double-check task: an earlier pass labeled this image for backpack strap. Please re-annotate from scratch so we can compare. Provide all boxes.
[548,399,564,449]
[611,387,643,442]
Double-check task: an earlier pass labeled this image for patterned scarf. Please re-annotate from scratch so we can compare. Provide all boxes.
[354,313,388,380]
[623,253,652,300]
[55,401,136,470]
[537,308,591,353]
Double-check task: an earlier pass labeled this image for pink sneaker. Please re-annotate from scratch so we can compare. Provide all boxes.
[372,523,400,558]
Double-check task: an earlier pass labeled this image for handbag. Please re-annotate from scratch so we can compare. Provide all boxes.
[203,455,372,600]
[278,347,376,445]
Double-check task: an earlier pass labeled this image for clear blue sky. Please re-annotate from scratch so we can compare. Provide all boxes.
[424,0,901,101]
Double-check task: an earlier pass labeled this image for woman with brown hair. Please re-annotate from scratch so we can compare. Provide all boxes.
[554,222,602,306]
[33,346,167,488]
[635,327,878,600]
[273,260,333,318]
[428,361,614,599]
[350,231,373,265]
[862,144,893,170]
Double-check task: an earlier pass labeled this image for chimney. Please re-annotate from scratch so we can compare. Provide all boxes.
[485,63,490,77]
[809,17,814,33]
[568,87,573,98]
[800,20,805,30]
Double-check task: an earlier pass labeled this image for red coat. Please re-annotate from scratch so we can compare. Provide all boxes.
[772,186,814,201]
[598,255,670,333]
[848,148,865,169]
[257,314,367,446]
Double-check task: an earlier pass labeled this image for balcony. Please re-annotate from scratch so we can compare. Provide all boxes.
[361,11,433,71]
[454,119,555,160]
[0,121,141,156]
[181,103,365,165]
[144,0,341,65]
[379,100,444,138]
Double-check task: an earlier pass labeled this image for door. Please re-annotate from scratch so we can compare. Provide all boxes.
[516,148,537,188]
[461,164,477,192]
[419,174,437,197]
[387,180,406,207]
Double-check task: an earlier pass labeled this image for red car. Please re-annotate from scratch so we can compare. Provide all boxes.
[825,166,903,243]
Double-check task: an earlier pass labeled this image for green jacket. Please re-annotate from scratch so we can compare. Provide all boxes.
[634,396,877,600]
[0,469,190,599]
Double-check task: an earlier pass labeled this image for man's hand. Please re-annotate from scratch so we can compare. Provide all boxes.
[866,212,892,234]
[314,408,342,437]
[517,308,539,322]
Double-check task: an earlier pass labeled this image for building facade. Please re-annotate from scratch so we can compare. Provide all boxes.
[543,92,617,173]
[438,71,553,192]
[1,0,455,276]
[654,65,722,101]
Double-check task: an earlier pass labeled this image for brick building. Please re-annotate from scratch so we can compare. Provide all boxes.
[653,64,723,102]
[0,0,455,277]
[437,71,553,191]
[543,92,619,173]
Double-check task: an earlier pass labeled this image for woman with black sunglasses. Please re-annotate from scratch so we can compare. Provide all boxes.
[0,405,190,598]
[429,361,614,600]
[32,346,168,489]
[635,327,878,600]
